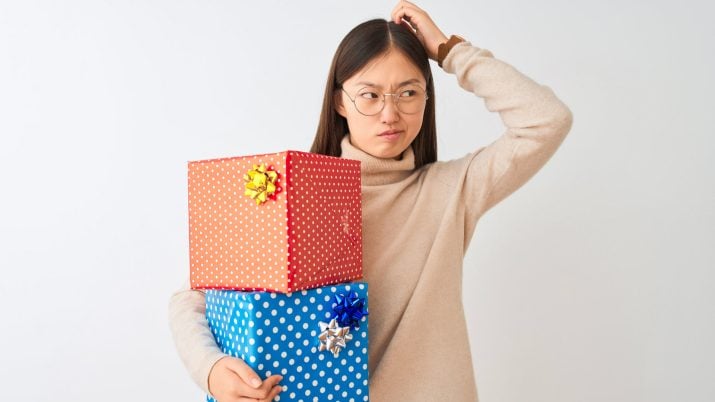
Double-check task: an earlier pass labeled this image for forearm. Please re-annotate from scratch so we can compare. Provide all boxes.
[168,281,226,394]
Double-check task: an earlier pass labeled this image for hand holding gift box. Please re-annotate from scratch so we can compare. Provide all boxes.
[206,282,369,402]
[207,357,284,402]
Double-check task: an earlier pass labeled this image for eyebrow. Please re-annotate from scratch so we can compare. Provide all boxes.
[353,78,422,88]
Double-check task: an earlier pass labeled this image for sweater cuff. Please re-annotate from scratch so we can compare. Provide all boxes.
[441,41,473,73]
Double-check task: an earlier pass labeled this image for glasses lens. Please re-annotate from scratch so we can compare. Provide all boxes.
[354,88,384,116]
[396,86,427,114]
[353,86,427,116]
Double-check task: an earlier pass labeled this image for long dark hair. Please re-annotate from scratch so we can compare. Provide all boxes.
[310,19,437,169]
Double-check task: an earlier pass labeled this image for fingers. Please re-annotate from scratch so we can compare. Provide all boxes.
[225,357,263,388]
[391,0,424,26]
[234,384,281,402]
[208,357,284,401]
[389,0,448,60]
[261,374,284,392]
[233,379,282,402]
[260,384,283,402]
[226,375,283,401]
[390,1,406,25]
[391,1,427,41]
[399,19,416,34]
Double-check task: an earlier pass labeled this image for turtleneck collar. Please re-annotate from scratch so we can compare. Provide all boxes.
[339,135,416,186]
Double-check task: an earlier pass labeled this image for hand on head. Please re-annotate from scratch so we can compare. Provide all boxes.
[391,0,449,60]
[208,356,283,402]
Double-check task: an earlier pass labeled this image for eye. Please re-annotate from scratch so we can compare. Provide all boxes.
[399,89,417,98]
[358,91,380,100]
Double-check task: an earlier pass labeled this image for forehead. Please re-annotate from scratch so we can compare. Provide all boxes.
[345,49,425,89]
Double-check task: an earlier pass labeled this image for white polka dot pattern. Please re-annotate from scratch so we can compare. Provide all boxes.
[205,282,370,402]
[188,151,363,292]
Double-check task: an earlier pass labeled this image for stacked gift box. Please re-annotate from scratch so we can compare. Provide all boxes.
[188,151,369,402]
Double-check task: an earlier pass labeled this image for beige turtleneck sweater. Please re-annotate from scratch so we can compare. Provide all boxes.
[169,41,573,401]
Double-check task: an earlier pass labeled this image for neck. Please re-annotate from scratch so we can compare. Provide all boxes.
[339,135,416,186]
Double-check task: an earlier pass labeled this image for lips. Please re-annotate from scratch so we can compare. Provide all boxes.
[378,129,403,136]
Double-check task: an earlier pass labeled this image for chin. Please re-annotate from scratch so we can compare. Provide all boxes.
[365,147,399,159]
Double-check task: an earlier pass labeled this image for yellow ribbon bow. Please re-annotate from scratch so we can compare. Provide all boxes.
[243,163,279,205]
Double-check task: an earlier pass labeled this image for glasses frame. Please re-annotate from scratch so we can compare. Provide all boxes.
[341,85,429,116]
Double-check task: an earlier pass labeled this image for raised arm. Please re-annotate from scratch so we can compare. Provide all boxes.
[443,41,573,241]
[391,1,573,241]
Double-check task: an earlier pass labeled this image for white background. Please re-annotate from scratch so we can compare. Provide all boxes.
[1,1,713,401]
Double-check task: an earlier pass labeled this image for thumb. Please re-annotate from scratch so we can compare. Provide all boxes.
[226,357,263,388]
[399,19,427,44]
[399,19,414,33]
[400,20,420,38]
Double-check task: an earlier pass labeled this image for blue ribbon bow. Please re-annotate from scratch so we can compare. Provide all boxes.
[330,292,369,329]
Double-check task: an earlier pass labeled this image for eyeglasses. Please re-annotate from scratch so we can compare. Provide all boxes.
[341,85,429,116]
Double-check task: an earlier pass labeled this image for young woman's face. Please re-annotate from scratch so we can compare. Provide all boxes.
[336,49,427,159]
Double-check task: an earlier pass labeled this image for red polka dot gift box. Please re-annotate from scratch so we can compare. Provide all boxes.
[188,151,363,293]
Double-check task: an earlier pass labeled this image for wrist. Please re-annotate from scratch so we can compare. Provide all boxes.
[207,355,229,397]
[437,34,466,68]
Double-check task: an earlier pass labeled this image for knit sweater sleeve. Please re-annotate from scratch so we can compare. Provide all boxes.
[441,42,573,244]
[168,279,227,394]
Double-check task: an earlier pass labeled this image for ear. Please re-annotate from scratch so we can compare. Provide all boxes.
[334,89,347,118]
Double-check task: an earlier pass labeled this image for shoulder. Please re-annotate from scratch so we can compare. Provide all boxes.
[417,147,487,188]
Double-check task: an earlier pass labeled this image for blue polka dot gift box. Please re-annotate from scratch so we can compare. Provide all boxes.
[188,151,363,293]
[206,282,370,402]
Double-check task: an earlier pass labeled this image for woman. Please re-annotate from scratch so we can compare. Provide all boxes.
[169,2,573,401]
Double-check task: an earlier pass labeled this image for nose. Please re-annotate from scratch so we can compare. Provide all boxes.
[380,94,400,124]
